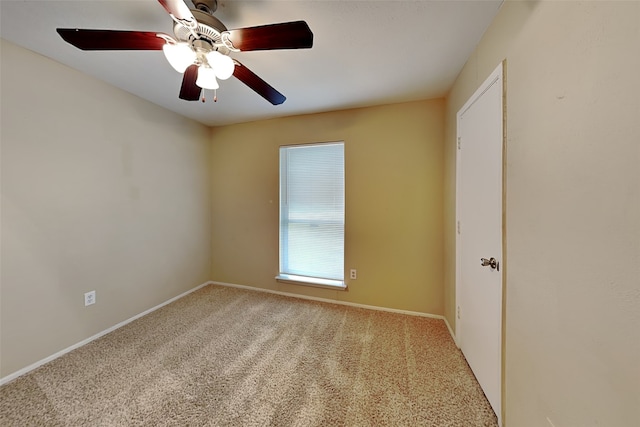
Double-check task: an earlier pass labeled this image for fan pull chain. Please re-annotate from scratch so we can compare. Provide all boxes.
[200,90,218,103]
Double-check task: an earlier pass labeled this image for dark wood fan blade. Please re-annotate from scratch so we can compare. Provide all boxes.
[179,64,202,101]
[233,61,286,105]
[158,0,197,29]
[223,21,313,52]
[57,29,168,50]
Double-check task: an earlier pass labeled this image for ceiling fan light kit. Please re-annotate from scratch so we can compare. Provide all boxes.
[196,66,219,90]
[206,51,234,80]
[162,42,196,73]
[56,0,313,105]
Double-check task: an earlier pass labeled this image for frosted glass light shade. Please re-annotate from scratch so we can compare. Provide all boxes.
[196,66,219,90]
[206,51,235,80]
[162,43,196,73]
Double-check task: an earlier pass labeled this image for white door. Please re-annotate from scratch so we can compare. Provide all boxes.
[456,63,504,425]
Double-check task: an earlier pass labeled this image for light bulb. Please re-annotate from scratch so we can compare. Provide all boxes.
[162,43,196,73]
[196,66,219,90]
[206,51,235,80]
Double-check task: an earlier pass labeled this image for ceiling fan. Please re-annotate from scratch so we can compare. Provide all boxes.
[56,0,313,105]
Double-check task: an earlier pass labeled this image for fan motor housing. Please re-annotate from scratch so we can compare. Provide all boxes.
[173,9,230,54]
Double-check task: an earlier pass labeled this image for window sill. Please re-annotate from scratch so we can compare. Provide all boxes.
[275,274,347,290]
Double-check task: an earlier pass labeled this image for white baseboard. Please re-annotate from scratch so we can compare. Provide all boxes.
[2,280,458,386]
[0,281,212,386]
[214,281,459,346]
[211,280,448,321]
[443,316,457,346]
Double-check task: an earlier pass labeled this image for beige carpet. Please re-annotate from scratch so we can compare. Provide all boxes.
[0,285,498,426]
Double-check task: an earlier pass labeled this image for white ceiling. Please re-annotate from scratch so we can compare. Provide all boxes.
[0,0,503,127]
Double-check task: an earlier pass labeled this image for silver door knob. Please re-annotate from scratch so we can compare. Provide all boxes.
[480,257,499,271]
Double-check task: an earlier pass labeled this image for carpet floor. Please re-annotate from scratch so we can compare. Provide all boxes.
[0,284,498,426]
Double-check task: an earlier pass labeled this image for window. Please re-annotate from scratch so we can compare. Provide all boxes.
[277,142,345,289]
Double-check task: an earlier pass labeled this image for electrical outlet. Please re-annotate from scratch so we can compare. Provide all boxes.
[84,290,96,306]
[350,269,357,280]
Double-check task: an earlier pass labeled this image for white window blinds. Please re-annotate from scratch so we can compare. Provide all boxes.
[279,142,344,282]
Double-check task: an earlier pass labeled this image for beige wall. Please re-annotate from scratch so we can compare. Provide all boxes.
[444,1,640,425]
[0,40,212,377]
[210,100,444,315]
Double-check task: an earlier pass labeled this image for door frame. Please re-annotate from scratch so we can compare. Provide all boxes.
[455,61,506,426]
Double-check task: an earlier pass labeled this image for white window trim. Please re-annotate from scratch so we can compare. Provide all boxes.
[275,274,347,290]
[278,141,345,289]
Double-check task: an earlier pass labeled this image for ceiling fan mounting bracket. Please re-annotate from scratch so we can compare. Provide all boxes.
[192,0,217,15]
